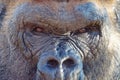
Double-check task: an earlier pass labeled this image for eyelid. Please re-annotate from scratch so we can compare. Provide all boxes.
[32,27,44,32]
[85,24,100,31]
[71,23,100,35]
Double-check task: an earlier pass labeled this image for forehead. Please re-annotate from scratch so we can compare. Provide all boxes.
[12,0,105,34]
[16,0,103,19]
[31,0,101,8]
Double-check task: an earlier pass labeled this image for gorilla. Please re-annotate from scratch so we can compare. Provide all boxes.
[0,0,120,80]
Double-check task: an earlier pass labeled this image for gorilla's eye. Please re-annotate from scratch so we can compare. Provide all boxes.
[32,27,43,33]
[63,58,75,68]
[72,23,100,35]
[32,27,45,35]
[76,28,87,34]
[47,59,59,68]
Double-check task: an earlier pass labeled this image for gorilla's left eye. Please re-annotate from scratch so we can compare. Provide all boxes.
[72,24,100,35]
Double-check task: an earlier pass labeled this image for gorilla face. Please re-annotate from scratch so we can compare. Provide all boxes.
[1,0,119,80]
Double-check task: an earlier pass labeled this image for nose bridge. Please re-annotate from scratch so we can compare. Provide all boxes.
[56,40,75,67]
[56,39,77,62]
[56,40,69,57]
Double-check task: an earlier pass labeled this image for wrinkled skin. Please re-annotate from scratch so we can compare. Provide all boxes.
[0,0,120,80]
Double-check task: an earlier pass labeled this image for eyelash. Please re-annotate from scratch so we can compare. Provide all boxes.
[32,27,44,35]
[71,24,100,35]
[33,27,43,32]
[31,23,100,35]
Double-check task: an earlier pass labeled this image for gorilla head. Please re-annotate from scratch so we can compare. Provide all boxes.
[0,0,120,80]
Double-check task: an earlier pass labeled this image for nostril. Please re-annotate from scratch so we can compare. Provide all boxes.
[63,58,75,68]
[47,59,59,68]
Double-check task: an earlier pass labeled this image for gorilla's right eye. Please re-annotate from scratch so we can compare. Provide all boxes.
[31,26,44,35]
[24,22,45,34]
[32,27,44,33]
